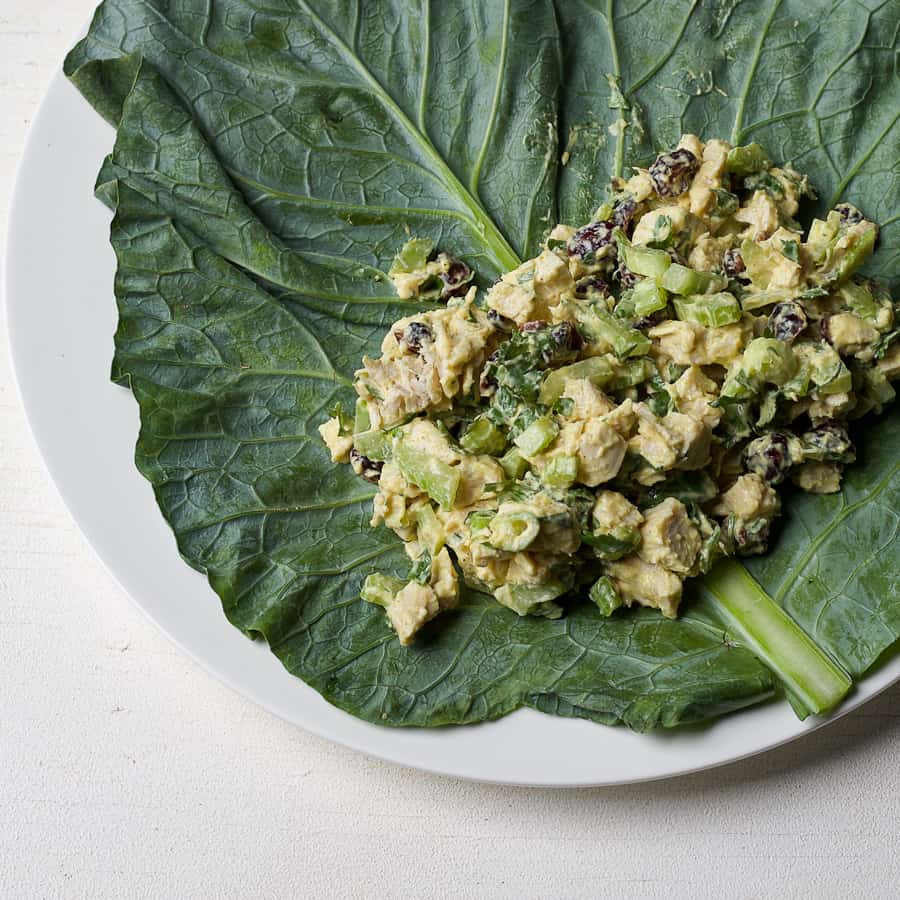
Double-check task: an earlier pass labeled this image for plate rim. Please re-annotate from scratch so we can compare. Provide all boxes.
[5,65,899,789]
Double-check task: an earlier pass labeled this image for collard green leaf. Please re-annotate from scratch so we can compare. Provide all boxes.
[65,0,898,730]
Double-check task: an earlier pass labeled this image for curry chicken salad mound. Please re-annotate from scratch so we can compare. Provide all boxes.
[319,135,898,646]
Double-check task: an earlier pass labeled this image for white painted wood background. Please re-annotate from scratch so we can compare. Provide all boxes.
[2,4,898,898]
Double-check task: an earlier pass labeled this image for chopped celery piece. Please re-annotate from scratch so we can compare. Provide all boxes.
[725,142,770,175]
[833,222,877,283]
[353,428,393,461]
[609,357,655,390]
[740,288,796,311]
[661,264,726,296]
[393,437,460,509]
[632,278,669,316]
[389,237,434,274]
[818,360,852,395]
[538,356,615,405]
[460,416,507,455]
[489,510,540,551]
[499,447,529,480]
[542,454,578,489]
[673,292,742,327]
[722,338,796,397]
[839,281,878,321]
[614,229,671,278]
[493,582,565,618]
[353,398,371,434]
[583,307,651,358]
[361,573,405,608]
[589,576,624,616]
[513,416,559,457]
[703,560,851,715]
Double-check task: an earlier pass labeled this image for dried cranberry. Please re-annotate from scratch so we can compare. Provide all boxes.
[649,148,699,197]
[835,202,864,225]
[768,302,807,343]
[440,259,473,298]
[722,248,746,277]
[744,432,792,484]
[567,220,615,259]
[519,320,549,333]
[574,275,610,298]
[349,448,383,483]
[612,198,637,230]
[616,263,638,289]
[402,321,433,352]
[551,321,582,351]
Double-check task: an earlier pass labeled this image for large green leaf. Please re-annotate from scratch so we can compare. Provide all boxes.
[64,0,898,730]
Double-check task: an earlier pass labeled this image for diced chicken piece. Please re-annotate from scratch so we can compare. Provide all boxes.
[318,416,353,463]
[735,190,780,240]
[454,455,505,508]
[562,378,615,420]
[649,319,748,366]
[688,234,733,272]
[667,366,722,430]
[388,582,440,645]
[371,461,424,533]
[629,404,711,473]
[792,461,842,494]
[533,250,575,303]
[712,473,780,521]
[593,491,644,531]
[552,419,626,487]
[429,547,460,609]
[760,228,804,291]
[826,312,880,359]
[602,399,637,439]
[487,251,574,325]
[808,391,856,423]
[606,556,683,618]
[638,498,702,574]
[688,139,730,218]
[547,223,577,244]
[632,205,700,247]
[677,133,705,160]
[356,293,494,428]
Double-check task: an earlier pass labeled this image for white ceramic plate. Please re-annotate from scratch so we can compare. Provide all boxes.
[6,71,899,787]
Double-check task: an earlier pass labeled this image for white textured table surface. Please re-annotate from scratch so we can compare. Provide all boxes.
[2,4,899,898]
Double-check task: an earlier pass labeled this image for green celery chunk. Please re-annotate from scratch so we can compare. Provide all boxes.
[589,576,624,616]
[661,264,726,296]
[353,398,371,434]
[632,278,669,316]
[489,510,540,551]
[353,428,393,462]
[583,307,651,358]
[538,356,615,405]
[361,573,405,608]
[460,416,507,455]
[499,447,529,480]
[673,292,742,327]
[614,229,671,278]
[493,582,565,618]
[514,416,559,457]
[839,281,878,320]
[609,357,655,390]
[389,237,434,274]
[703,560,851,716]
[542,454,578,489]
[394,437,460,509]
[725,142,771,175]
